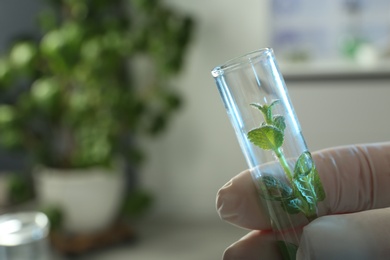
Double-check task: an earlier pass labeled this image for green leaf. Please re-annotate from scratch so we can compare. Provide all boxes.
[281,197,302,214]
[250,103,270,123]
[269,99,281,107]
[313,168,326,202]
[294,151,314,177]
[251,100,281,125]
[294,151,326,204]
[273,115,286,132]
[267,100,281,123]
[277,240,298,260]
[260,176,293,201]
[250,103,264,112]
[294,176,316,205]
[248,125,284,150]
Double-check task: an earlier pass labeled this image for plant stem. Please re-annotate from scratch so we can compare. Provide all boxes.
[274,147,293,183]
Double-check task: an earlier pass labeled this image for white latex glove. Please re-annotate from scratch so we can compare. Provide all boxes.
[216,142,390,259]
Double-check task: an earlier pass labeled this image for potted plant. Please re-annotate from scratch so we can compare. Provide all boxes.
[0,0,194,233]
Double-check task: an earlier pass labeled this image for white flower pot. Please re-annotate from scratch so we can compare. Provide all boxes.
[34,167,125,234]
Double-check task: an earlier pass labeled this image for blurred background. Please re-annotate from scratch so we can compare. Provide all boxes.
[0,0,389,259]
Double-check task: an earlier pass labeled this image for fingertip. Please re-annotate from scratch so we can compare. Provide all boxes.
[216,169,272,230]
[223,230,281,260]
[216,179,241,223]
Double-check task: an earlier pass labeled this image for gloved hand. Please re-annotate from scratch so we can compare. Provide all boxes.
[216,142,390,259]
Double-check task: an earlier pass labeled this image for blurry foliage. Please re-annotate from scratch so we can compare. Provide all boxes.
[0,0,195,169]
[122,189,153,219]
[7,173,33,204]
[41,205,63,231]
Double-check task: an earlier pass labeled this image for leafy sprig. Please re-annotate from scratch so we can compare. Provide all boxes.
[248,100,325,221]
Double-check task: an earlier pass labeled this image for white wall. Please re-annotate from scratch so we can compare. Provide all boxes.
[289,80,390,151]
[141,1,390,222]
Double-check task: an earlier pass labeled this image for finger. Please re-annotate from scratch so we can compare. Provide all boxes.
[223,230,283,260]
[216,169,272,230]
[314,142,390,215]
[217,142,390,229]
[297,207,390,260]
[224,208,390,260]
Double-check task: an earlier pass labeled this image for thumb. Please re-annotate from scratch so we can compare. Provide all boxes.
[297,207,390,260]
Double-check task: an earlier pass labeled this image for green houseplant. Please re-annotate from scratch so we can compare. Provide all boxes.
[0,0,194,232]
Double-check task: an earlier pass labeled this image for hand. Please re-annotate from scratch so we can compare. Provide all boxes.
[216,142,390,259]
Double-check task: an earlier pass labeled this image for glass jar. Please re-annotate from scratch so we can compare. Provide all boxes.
[0,211,50,260]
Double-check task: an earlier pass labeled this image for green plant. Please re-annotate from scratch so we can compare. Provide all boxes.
[41,205,64,231]
[121,189,153,219]
[247,100,325,221]
[0,0,194,169]
[7,173,32,204]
